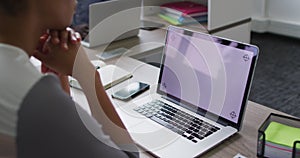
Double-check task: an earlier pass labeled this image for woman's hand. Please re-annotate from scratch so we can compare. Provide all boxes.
[71,24,89,40]
[34,28,85,76]
[48,28,80,50]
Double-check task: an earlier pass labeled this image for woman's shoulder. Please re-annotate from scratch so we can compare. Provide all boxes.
[0,132,16,158]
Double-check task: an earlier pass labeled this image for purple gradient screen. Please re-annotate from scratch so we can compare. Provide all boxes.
[159,28,256,123]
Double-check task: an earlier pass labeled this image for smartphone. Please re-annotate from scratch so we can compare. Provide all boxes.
[112,82,150,101]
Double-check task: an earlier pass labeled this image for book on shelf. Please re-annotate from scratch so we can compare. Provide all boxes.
[160,11,207,23]
[158,13,181,25]
[160,1,208,17]
[160,9,207,19]
[262,121,300,158]
[158,13,207,26]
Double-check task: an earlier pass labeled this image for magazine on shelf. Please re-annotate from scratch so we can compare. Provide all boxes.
[160,11,207,23]
[160,10,207,19]
[158,13,207,25]
[160,8,207,17]
[160,1,207,16]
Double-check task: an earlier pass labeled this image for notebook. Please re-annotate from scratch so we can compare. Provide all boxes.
[81,0,141,48]
[160,1,208,16]
[117,26,259,157]
[69,64,132,90]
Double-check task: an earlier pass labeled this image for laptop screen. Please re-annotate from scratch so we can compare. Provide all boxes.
[157,26,258,127]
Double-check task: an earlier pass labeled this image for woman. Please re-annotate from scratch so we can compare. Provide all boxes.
[0,0,138,157]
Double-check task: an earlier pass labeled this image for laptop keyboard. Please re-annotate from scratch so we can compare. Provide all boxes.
[134,100,220,143]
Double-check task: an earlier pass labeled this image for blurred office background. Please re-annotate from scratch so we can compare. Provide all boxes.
[137,0,300,118]
[138,32,300,118]
[250,33,300,118]
[249,0,300,117]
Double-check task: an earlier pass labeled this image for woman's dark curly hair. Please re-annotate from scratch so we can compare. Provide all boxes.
[0,0,26,16]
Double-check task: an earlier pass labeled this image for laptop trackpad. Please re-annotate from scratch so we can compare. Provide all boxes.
[129,121,180,151]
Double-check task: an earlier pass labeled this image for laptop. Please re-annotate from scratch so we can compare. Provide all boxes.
[81,0,141,48]
[117,26,259,157]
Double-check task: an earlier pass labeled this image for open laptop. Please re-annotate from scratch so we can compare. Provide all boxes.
[81,0,141,48]
[117,26,259,157]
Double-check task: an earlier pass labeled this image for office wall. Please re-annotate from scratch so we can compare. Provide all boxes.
[252,0,300,38]
[252,0,266,18]
[268,0,300,23]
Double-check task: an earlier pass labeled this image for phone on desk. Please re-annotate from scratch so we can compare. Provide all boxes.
[112,82,150,101]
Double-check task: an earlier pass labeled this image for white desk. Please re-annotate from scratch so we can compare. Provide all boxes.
[71,53,289,157]
[68,23,293,157]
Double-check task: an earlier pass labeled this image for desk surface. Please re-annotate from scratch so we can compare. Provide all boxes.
[71,56,287,158]
[72,28,289,158]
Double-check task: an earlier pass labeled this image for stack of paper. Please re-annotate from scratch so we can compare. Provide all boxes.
[263,121,300,158]
[159,1,208,25]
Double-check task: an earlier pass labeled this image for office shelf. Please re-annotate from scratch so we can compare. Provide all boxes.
[142,0,252,43]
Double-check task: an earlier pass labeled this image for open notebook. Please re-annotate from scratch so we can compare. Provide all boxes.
[69,64,132,90]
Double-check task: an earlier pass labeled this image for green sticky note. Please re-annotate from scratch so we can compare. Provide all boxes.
[265,121,300,148]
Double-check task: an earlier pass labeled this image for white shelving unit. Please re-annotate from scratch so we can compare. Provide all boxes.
[142,0,252,43]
